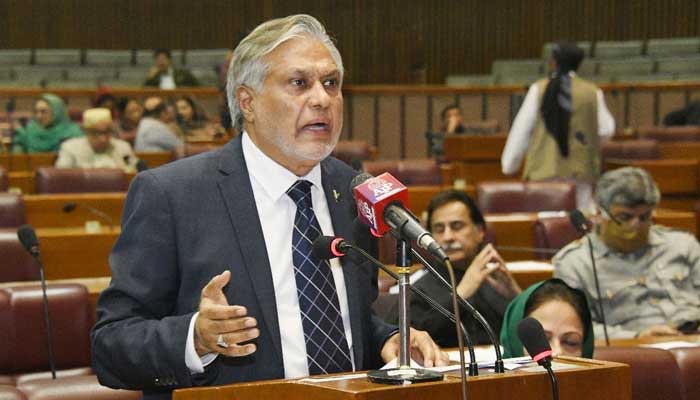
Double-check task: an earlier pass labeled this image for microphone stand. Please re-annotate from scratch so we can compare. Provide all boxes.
[410,248,505,373]
[586,235,609,346]
[345,243,478,375]
[367,239,443,384]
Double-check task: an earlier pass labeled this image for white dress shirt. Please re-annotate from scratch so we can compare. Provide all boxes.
[501,72,615,176]
[185,132,354,377]
[159,68,176,90]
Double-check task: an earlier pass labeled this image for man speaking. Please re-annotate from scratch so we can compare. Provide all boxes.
[91,14,447,399]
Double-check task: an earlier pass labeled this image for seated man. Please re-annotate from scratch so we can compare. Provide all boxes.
[554,167,700,338]
[55,108,138,172]
[386,190,521,346]
[426,104,465,160]
[134,96,184,155]
[143,48,199,89]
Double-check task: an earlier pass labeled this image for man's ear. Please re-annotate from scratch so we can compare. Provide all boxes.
[237,86,255,124]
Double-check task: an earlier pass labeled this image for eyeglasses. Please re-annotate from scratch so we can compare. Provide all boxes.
[600,206,653,226]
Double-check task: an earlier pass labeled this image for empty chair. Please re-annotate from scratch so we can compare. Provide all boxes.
[134,49,184,66]
[576,59,597,77]
[0,229,38,283]
[616,74,674,83]
[64,67,118,84]
[593,40,643,59]
[13,67,65,87]
[0,284,93,385]
[647,37,700,58]
[670,347,700,400]
[184,48,229,67]
[331,140,377,167]
[601,139,660,162]
[35,168,127,194]
[532,216,584,260]
[17,375,140,400]
[597,59,654,77]
[0,50,32,66]
[492,59,543,77]
[84,49,133,67]
[362,159,442,185]
[33,50,81,66]
[476,180,576,214]
[445,74,495,86]
[595,346,685,400]
[189,67,218,86]
[657,56,700,75]
[0,193,26,228]
[496,74,541,86]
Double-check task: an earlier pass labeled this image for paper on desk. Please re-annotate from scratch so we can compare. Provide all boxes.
[641,341,700,350]
[506,261,554,271]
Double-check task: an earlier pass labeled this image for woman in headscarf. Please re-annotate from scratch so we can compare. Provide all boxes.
[500,278,594,358]
[501,42,616,211]
[13,93,83,153]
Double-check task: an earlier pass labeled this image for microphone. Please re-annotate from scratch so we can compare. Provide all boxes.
[312,235,479,378]
[135,159,149,172]
[568,210,609,346]
[62,201,115,232]
[352,172,447,261]
[16,225,57,380]
[517,317,559,400]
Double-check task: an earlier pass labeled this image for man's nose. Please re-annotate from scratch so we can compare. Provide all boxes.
[308,81,331,108]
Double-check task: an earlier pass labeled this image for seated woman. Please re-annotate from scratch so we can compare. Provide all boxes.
[175,96,214,137]
[500,278,594,358]
[13,94,83,153]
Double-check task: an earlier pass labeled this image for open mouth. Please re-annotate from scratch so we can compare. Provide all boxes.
[303,122,329,131]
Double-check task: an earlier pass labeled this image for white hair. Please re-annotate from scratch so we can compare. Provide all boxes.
[226,14,344,130]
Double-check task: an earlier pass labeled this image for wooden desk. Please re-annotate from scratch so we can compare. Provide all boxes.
[606,158,699,195]
[658,142,700,160]
[0,152,56,172]
[35,227,119,280]
[136,151,173,169]
[406,185,475,218]
[25,192,126,228]
[173,357,630,400]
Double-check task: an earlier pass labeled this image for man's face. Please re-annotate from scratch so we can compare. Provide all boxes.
[155,53,171,71]
[597,203,655,253]
[430,201,485,265]
[86,121,112,153]
[239,37,343,174]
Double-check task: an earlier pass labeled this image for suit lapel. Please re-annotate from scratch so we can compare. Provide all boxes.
[215,137,283,360]
[321,159,365,369]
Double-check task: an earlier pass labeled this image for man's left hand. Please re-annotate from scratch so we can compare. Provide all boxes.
[380,328,449,367]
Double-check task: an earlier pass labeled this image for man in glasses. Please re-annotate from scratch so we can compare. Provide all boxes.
[553,167,700,339]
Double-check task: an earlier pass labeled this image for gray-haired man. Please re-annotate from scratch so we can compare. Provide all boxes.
[553,167,700,339]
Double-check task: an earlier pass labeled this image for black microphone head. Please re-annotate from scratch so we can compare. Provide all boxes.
[569,209,589,234]
[312,236,347,260]
[136,159,149,172]
[349,172,373,192]
[517,317,553,365]
[62,202,77,213]
[17,224,39,254]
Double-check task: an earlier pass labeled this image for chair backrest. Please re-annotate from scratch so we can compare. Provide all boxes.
[0,284,92,374]
[0,193,25,228]
[476,181,576,214]
[0,230,38,283]
[601,139,660,162]
[670,347,700,400]
[532,216,584,260]
[17,375,141,400]
[0,167,7,191]
[35,168,127,194]
[332,141,376,168]
[595,346,686,400]
[362,159,441,186]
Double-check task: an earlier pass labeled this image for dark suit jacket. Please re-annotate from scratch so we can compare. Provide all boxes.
[143,68,200,87]
[91,135,396,399]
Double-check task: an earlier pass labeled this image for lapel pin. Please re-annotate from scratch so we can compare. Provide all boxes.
[332,189,341,202]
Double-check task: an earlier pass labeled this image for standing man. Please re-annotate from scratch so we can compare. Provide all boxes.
[501,42,615,209]
[554,167,700,339]
[92,15,446,399]
[386,190,521,347]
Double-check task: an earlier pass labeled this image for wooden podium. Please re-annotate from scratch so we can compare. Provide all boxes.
[172,357,630,400]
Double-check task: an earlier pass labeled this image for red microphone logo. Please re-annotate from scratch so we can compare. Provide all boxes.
[353,172,409,235]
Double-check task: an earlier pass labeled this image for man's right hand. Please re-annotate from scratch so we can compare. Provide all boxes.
[637,324,680,338]
[147,66,161,79]
[455,244,503,299]
[194,270,259,357]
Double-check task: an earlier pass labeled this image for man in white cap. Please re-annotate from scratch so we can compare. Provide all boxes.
[55,108,139,172]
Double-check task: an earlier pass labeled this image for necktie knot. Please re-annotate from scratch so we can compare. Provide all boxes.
[287,180,314,209]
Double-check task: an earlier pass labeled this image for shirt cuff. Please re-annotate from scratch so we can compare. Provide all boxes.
[185,312,218,374]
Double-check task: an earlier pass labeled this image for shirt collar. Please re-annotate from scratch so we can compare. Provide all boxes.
[241,131,322,202]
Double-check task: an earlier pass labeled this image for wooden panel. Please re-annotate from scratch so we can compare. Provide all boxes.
[658,92,687,124]
[24,193,126,228]
[443,135,507,161]
[350,95,375,146]
[35,227,118,280]
[404,95,429,158]
[658,142,700,160]
[606,159,699,195]
[486,94,513,131]
[377,96,401,159]
[604,92,626,129]
[136,152,173,169]
[458,95,484,124]
[627,92,654,128]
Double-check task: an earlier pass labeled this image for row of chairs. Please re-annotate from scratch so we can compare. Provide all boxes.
[541,37,700,60]
[0,49,228,68]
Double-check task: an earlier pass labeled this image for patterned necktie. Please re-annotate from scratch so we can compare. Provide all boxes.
[286,179,353,375]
